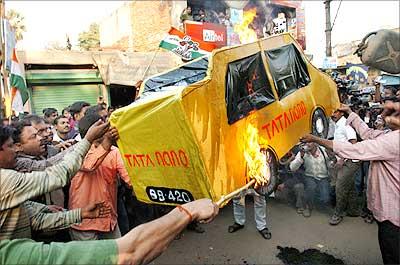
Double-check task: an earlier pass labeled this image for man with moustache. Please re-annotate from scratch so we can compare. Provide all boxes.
[53,115,80,145]
[13,119,66,208]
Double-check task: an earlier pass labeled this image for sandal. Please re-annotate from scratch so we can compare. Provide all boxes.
[258,228,272,240]
[228,222,244,233]
[364,214,374,224]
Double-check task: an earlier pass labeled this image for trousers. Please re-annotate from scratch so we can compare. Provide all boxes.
[232,189,267,231]
[377,220,400,264]
[334,160,361,216]
[304,176,331,209]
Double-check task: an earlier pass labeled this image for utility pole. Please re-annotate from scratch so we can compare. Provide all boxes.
[324,0,332,57]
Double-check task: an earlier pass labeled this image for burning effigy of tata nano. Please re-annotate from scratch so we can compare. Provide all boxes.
[109,33,340,207]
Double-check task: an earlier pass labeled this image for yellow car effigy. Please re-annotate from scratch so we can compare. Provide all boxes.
[110,33,340,206]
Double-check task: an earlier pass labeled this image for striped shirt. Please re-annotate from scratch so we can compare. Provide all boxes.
[24,201,81,232]
[0,139,90,240]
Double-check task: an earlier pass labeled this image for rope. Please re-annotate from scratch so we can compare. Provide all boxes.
[331,0,343,31]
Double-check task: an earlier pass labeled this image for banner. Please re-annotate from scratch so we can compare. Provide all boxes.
[3,20,16,71]
[159,27,216,61]
[10,49,28,114]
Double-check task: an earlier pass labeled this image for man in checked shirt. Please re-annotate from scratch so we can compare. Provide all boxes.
[301,103,400,265]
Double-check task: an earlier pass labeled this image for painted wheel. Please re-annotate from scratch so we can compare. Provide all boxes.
[254,149,278,197]
[311,108,329,139]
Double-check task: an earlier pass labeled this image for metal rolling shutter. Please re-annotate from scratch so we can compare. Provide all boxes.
[32,84,100,115]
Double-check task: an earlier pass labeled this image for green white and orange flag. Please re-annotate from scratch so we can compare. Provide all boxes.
[10,49,29,114]
[159,27,216,61]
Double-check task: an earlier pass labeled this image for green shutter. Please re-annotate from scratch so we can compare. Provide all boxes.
[32,85,100,115]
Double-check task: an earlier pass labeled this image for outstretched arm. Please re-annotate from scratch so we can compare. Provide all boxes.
[25,201,111,232]
[117,199,219,265]
[0,199,218,265]
[338,105,384,140]
[301,132,399,161]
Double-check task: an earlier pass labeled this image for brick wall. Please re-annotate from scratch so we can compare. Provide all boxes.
[130,1,173,52]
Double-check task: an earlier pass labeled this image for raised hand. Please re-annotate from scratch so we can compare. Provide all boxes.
[47,205,64,212]
[102,127,119,150]
[382,102,400,129]
[84,120,110,143]
[81,201,111,219]
[300,134,318,143]
[338,104,352,115]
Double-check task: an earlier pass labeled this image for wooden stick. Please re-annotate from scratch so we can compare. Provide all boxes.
[142,47,160,81]
[216,179,256,207]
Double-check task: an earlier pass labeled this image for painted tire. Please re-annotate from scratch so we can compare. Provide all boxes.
[254,149,278,197]
[311,108,329,139]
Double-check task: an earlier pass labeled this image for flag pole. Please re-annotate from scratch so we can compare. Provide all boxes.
[141,47,160,81]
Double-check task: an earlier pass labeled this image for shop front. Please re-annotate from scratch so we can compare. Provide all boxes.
[26,69,105,114]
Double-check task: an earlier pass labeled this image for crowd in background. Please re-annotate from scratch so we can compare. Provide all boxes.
[180,6,233,28]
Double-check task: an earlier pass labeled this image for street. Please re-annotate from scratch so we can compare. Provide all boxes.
[155,198,382,265]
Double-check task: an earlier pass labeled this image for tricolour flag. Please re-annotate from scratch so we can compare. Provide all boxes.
[159,27,216,61]
[10,49,29,114]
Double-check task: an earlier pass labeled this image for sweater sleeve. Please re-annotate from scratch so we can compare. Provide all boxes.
[0,238,118,265]
[0,139,91,211]
[289,152,304,172]
[15,145,76,172]
[24,201,81,232]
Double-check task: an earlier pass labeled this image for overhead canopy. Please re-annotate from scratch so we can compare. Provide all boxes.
[93,52,182,86]
[18,50,182,87]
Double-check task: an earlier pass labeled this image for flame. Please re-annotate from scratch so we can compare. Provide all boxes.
[243,123,270,186]
[234,8,258,44]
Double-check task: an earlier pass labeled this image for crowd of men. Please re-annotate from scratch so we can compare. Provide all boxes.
[0,98,218,263]
[0,77,399,264]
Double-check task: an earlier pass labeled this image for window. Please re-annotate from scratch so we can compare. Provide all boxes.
[225,52,275,125]
[265,44,310,99]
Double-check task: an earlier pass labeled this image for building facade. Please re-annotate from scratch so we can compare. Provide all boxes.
[99,0,306,52]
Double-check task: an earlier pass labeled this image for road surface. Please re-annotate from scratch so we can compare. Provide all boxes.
[154,198,381,264]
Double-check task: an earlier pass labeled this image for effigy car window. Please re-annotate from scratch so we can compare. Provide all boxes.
[225,52,275,125]
[265,44,311,99]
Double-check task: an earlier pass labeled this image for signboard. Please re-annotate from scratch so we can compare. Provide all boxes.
[184,21,227,48]
[322,57,338,69]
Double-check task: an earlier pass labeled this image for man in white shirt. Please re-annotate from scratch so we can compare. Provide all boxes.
[53,116,80,145]
[330,110,361,225]
[290,143,331,217]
